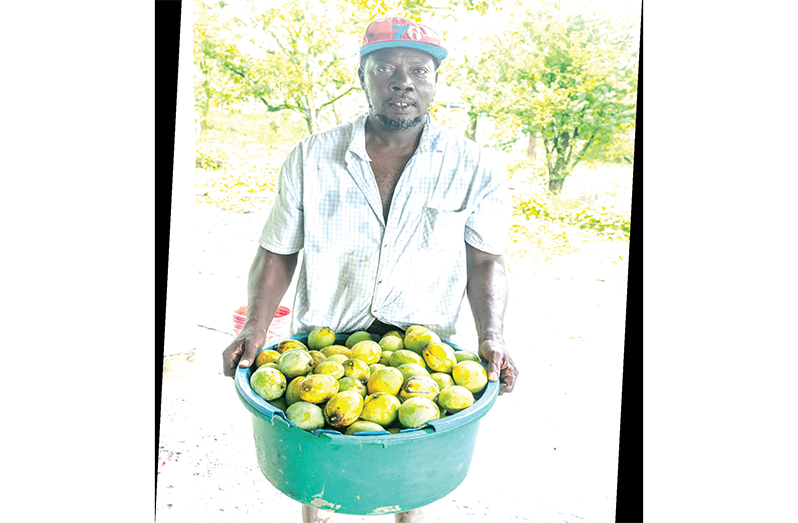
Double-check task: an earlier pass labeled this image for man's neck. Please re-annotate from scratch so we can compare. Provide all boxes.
[364,113,427,151]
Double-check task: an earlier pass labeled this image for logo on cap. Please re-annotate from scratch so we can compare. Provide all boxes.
[360,16,448,62]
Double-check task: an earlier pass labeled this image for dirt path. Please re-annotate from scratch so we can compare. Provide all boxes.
[157,204,629,522]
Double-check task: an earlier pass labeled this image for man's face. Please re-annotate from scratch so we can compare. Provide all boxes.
[358,47,438,132]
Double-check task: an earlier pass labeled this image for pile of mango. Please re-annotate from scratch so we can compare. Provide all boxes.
[246,325,489,434]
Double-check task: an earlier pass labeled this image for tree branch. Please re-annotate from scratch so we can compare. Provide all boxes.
[317,86,358,110]
[572,128,599,168]
[256,96,292,112]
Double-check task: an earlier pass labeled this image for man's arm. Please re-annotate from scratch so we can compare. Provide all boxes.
[222,246,299,377]
[465,244,518,394]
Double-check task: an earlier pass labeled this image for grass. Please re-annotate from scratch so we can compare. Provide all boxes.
[195,107,307,213]
[195,105,633,278]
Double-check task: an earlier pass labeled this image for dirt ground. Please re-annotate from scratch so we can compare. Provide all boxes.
[156,203,629,522]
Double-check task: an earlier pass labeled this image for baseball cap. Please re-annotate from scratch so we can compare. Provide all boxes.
[360,16,448,63]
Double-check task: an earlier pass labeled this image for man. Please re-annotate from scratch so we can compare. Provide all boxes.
[222,16,518,523]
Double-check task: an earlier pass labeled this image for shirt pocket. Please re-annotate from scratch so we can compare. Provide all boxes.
[418,205,469,253]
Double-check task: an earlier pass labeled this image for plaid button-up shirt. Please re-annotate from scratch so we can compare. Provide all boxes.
[259,112,509,340]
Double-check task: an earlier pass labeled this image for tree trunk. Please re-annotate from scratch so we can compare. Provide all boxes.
[332,103,341,126]
[548,177,565,194]
[465,110,478,141]
[198,96,210,133]
[527,134,537,159]
[303,108,315,135]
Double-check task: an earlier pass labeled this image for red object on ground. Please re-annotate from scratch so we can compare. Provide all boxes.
[232,305,291,342]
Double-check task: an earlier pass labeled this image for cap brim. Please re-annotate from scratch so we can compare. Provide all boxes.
[360,41,448,62]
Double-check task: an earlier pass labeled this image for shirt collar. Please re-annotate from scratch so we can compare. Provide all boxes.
[347,112,445,161]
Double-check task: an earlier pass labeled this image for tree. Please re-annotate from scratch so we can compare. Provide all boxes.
[195,0,364,135]
[194,1,248,132]
[194,0,502,136]
[492,0,639,192]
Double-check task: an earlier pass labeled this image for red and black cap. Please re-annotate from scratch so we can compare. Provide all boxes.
[360,16,448,63]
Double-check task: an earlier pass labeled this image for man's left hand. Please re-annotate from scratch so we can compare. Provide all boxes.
[477,339,518,395]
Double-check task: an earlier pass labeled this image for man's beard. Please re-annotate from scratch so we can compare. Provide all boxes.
[373,113,425,131]
[364,92,427,131]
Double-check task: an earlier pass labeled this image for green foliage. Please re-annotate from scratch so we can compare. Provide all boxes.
[194,1,251,131]
[469,0,639,191]
[360,0,496,20]
[194,0,503,137]
[195,106,303,213]
[504,156,631,270]
[513,193,630,239]
[195,0,365,135]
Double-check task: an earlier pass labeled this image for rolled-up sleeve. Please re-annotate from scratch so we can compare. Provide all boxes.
[259,144,305,254]
[464,160,511,256]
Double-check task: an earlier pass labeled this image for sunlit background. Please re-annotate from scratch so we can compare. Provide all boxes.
[191,0,639,276]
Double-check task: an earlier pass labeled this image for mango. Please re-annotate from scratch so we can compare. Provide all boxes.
[275,339,308,354]
[307,326,336,350]
[249,366,287,402]
[277,349,314,380]
[379,335,404,352]
[454,350,480,363]
[342,357,371,382]
[397,397,440,429]
[345,331,373,348]
[267,396,288,412]
[378,350,394,366]
[298,373,339,404]
[429,372,456,392]
[452,360,488,394]
[337,376,367,398]
[324,390,364,429]
[360,392,402,427]
[313,360,345,379]
[308,350,326,367]
[286,401,325,431]
[389,349,427,369]
[403,325,427,336]
[395,363,430,384]
[403,328,441,355]
[437,385,475,414]
[399,375,440,402]
[253,349,281,370]
[369,363,387,376]
[285,376,306,406]
[348,340,382,365]
[345,420,389,435]
[320,345,350,358]
[325,354,349,365]
[367,366,404,396]
[422,341,457,374]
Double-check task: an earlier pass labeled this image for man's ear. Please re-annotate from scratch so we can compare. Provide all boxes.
[357,66,365,87]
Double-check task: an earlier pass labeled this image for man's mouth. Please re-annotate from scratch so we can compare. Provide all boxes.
[387,100,415,109]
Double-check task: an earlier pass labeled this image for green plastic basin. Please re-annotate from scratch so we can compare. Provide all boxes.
[234,333,498,515]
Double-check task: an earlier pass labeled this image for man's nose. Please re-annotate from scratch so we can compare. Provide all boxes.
[390,70,414,91]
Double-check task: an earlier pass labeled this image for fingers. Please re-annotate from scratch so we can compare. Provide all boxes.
[222,340,244,378]
[498,358,518,395]
[487,350,503,382]
[238,336,261,370]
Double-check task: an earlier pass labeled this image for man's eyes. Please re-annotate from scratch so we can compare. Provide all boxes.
[374,66,429,75]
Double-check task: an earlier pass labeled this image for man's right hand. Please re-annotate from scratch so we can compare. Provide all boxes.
[222,323,270,377]
[222,248,299,378]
